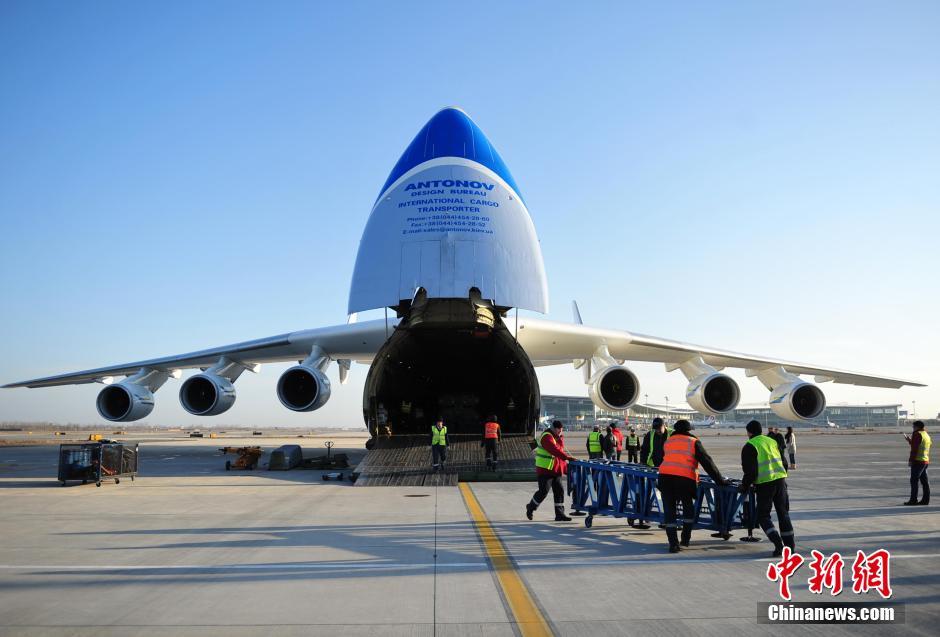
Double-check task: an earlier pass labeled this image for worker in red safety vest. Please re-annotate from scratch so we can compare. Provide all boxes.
[526,420,576,521]
[482,414,501,471]
[610,422,624,461]
[658,419,727,553]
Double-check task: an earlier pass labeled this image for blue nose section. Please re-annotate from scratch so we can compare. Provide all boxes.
[378,107,522,201]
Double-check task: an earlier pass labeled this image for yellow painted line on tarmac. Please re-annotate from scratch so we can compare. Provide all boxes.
[459,482,553,637]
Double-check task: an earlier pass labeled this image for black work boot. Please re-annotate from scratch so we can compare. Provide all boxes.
[666,527,680,553]
[919,485,930,505]
[782,534,796,551]
[680,525,693,547]
[554,505,572,522]
[768,532,784,558]
[525,502,536,520]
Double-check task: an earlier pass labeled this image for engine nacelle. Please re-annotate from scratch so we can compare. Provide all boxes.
[769,381,826,421]
[685,372,740,415]
[96,382,155,422]
[588,365,640,411]
[179,373,236,416]
[277,364,331,412]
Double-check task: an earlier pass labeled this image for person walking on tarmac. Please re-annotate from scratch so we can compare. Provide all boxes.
[610,422,624,460]
[784,426,797,469]
[903,420,930,505]
[587,425,603,459]
[527,420,576,522]
[602,425,616,460]
[658,419,728,553]
[740,420,794,557]
[430,419,447,472]
[482,415,501,471]
[625,428,640,463]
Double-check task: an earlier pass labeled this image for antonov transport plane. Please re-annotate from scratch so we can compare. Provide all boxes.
[3,108,924,443]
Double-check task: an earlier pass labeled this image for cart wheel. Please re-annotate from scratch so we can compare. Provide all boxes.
[115,478,120,485]
[96,482,101,487]
[585,516,593,528]
[225,460,231,471]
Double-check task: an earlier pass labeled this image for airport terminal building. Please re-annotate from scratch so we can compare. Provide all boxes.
[541,394,901,429]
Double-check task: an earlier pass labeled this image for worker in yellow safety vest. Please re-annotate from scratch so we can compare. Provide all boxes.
[430,419,447,472]
[526,421,577,521]
[586,425,603,459]
[740,420,793,557]
[482,415,501,470]
[903,420,930,506]
[625,428,640,463]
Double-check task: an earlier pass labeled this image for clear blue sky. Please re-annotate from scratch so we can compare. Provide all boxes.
[1,1,937,426]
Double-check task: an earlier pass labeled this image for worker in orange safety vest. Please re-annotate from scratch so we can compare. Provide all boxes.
[658,419,728,553]
[482,414,501,470]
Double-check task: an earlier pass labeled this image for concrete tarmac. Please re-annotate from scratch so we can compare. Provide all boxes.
[0,431,937,636]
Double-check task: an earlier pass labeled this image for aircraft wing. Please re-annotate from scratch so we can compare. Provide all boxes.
[2,319,393,388]
[517,317,924,388]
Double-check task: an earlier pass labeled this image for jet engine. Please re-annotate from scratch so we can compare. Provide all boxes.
[277,364,331,412]
[179,373,236,416]
[769,381,826,421]
[588,365,640,411]
[96,382,155,422]
[685,372,740,415]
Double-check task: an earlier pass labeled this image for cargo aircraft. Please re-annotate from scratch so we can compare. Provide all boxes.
[3,108,924,445]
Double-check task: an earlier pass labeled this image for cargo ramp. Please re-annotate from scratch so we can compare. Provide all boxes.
[354,434,535,486]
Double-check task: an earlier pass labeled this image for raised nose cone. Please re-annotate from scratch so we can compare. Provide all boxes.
[378,107,522,200]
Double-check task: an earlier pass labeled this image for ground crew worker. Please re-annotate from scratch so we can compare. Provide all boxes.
[430,419,447,472]
[768,427,789,468]
[903,420,930,505]
[610,422,624,460]
[740,420,794,557]
[482,414,501,470]
[626,428,640,463]
[630,418,669,529]
[602,425,616,460]
[641,418,669,468]
[527,421,576,521]
[587,425,603,459]
[658,419,727,553]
